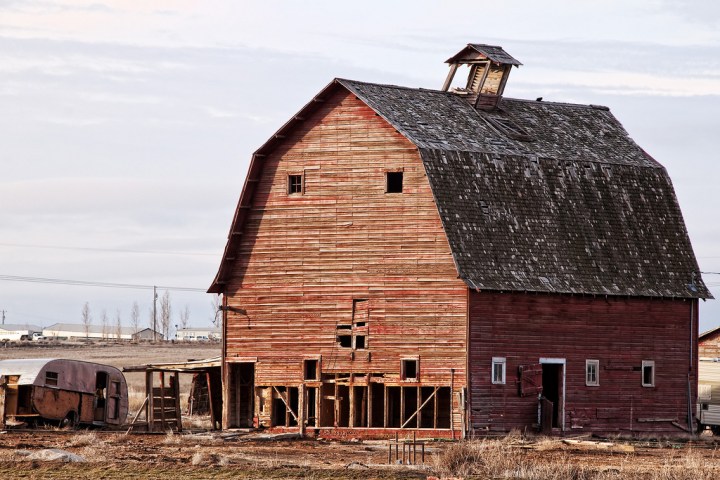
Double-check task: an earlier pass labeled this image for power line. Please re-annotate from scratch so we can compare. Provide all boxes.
[701,272,720,275]
[0,274,206,293]
[0,242,217,257]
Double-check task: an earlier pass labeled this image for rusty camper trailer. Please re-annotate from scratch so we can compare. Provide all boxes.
[0,359,128,428]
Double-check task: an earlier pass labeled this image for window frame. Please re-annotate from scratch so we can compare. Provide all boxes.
[400,357,419,381]
[585,359,600,387]
[491,357,506,385]
[288,174,303,195]
[641,360,655,387]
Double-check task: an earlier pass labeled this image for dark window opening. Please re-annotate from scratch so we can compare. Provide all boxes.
[401,359,418,380]
[642,361,655,387]
[337,334,352,348]
[386,171,403,193]
[304,359,319,381]
[288,174,302,194]
[355,335,366,350]
[45,371,58,386]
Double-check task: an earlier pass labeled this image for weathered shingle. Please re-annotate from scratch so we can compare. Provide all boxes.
[339,79,710,299]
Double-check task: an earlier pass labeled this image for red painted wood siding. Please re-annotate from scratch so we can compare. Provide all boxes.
[469,291,698,434]
[224,88,467,389]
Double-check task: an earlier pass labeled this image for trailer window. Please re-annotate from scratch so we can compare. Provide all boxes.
[45,371,59,386]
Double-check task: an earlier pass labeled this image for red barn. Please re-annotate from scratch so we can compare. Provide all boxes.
[209,44,711,437]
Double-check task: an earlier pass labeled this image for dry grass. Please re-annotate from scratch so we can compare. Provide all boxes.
[67,430,102,447]
[161,430,184,445]
[430,435,720,480]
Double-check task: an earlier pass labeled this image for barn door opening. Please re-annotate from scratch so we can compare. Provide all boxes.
[539,359,565,431]
[94,372,108,422]
[227,362,254,428]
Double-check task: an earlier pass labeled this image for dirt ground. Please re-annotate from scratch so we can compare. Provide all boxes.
[3,343,720,478]
[0,430,719,479]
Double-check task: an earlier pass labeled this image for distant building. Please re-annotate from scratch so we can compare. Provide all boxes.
[175,327,221,342]
[131,328,164,341]
[700,327,720,358]
[43,323,135,341]
[0,323,42,341]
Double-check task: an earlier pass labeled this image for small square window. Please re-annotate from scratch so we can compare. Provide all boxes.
[642,360,655,387]
[401,358,418,380]
[45,371,59,386]
[491,357,506,384]
[288,174,303,194]
[386,171,403,193]
[586,359,599,386]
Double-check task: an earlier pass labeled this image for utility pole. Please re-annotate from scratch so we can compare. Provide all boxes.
[1,310,5,325]
[152,286,158,342]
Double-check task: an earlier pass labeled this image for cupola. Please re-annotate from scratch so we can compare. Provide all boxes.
[442,44,522,110]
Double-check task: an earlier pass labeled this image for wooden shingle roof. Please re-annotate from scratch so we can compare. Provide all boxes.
[339,79,709,299]
[210,78,710,299]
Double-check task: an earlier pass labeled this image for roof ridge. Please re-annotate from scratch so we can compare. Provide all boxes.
[338,78,610,110]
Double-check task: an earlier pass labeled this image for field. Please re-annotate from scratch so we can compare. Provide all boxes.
[2,343,720,478]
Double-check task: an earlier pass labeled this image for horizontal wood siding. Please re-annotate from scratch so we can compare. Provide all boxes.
[469,291,698,435]
[224,89,467,404]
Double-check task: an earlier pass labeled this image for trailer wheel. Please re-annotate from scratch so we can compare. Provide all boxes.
[61,412,78,429]
[711,425,720,436]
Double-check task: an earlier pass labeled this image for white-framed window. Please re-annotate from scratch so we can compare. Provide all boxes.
[585,359,599,386]
[491,357,506,385]
[641,360,655,387]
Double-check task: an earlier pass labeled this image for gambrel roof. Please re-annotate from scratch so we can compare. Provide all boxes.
[210,78,710,299]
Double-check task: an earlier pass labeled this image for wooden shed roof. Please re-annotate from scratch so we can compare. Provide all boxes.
[209,78,710,299]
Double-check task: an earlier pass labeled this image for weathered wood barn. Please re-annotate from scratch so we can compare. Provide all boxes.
[209,44,711,437]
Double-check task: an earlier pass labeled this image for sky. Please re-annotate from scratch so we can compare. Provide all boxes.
[1,0,719,334]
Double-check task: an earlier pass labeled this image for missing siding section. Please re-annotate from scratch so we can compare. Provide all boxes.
[336,300,369,350]
[308,373,453,430]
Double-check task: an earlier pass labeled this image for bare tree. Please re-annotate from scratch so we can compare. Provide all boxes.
[81,302,92,338]
[130,301,140,334]
[115,309,122,340]
[180,305,190,331]
[159,290,172,341]
[101,309,109,340]
[210,295,222,329]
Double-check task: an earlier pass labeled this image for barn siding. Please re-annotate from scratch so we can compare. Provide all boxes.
[469,291,698,435]
[224,89,467,432]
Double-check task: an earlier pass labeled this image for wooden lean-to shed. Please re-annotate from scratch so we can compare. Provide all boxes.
[209,43,711,437]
